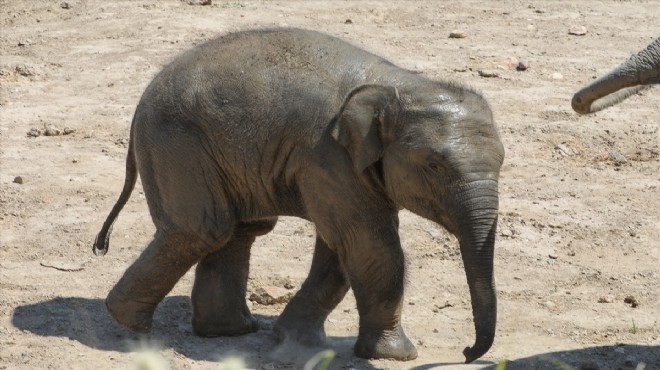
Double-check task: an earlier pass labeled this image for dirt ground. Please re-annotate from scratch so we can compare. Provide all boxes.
[1,1,658,369]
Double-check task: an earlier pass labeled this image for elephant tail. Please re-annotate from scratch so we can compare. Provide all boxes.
[92,117,138,256]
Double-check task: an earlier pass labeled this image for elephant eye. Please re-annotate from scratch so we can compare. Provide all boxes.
[427,161,443,172]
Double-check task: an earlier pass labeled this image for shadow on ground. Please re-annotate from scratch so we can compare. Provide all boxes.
[478,345,659,370]
[11,295,382,369]
[403,345,658,370]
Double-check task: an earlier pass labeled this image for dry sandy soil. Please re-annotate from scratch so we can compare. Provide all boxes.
[1,1,659,369]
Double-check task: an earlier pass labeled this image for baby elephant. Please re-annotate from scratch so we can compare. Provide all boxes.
[94,28,504,363]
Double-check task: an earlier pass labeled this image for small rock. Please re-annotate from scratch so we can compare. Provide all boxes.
[516,59,529,71]
[344,19,353,24]
[548,253,558,260]
[27,128,42,137]
[551,72,563,80]
[61,2,71,9]
[598,295,615,303]
[624,295,639,308]
[500,228,513,237]
[543,301,556,309]
[249,286,293,305]
[44,125,62,136]
[478,69,499,78]
[15,64,36,77]
[63,127,76,135]
[609,151,627,164]
[13,176,24,184]
[17,39,32,47]
[554,144,574,156]
[569,26,587,36]
[426,228,442,238]
[449,30,467,39]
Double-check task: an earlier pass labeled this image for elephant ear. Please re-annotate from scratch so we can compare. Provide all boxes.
[332,84,400,172]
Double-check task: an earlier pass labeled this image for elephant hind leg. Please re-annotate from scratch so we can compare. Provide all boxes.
[192,219,277,337]
[106,229,220,333]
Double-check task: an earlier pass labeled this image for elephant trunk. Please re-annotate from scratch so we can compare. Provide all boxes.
[450,180,499,363]
[572,37,660,114]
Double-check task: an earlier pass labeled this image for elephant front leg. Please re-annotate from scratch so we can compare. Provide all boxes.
[192,220,276,337]
[274,235,350,345]
[106,230,209,333]
[341,218,417,361]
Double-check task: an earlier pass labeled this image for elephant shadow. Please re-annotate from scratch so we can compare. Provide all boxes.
[410,345,659,369]
[477,345,660,370]
[11,296,381,369]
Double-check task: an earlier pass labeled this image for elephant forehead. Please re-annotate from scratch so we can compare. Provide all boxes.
[400,110,497,144]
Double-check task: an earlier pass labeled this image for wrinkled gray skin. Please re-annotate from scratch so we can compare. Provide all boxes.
[93,28,504,363]
[572,37,660,114]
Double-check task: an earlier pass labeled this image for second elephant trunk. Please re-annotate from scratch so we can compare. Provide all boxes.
[572,37,660,114]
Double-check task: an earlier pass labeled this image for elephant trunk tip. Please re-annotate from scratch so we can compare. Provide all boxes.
[463,342,492,364]
[570,94,591,115]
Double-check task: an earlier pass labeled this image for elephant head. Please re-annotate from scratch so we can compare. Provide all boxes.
[572,37,660,114]
[334,84,504,363]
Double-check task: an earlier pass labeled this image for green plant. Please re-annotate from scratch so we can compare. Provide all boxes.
[630,318,639,334]
[304,349,335,370]
[494,359,508,370]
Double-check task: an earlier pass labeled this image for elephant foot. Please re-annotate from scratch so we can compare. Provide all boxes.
[354,326,418,361]
[273,317,326,346]
[105,291,156,333]
[192,312,258,337]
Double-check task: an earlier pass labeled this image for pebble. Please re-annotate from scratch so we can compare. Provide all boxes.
[551,72,563,80]
[624,295,639,308]
[249,286,293,305]
[609,151,627,164]
[15,64,35,77]
[44,126,61,136]
[13,176,24,184]
[569,26,587,36]
[478,69,499,78]
[500,228,513,237]
[27,128,41,137]
[598,295,615,303]
[516,59,529,71]
[554,144,574,156]
[449,30,467,38]
[344,19,353,24]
